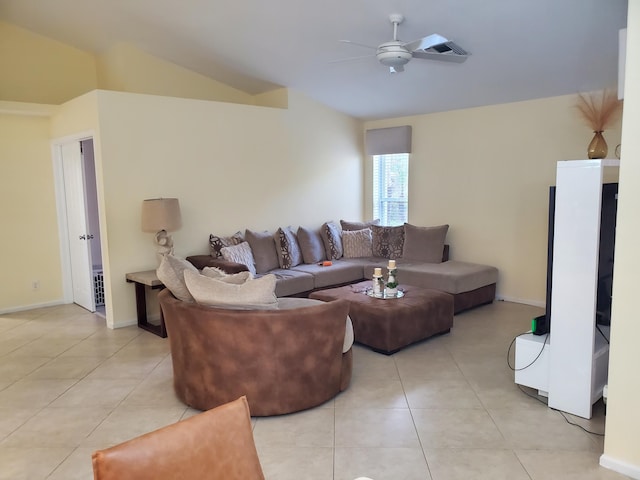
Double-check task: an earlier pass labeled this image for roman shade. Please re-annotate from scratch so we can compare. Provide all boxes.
[365,126,412,156]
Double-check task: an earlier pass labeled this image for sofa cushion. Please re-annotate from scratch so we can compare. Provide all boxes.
[402,223,449,263]
[297,226,327,264]
[245,229,280,274]
[291,260,364,288]
[221,242,257,276]
[321,221,343,260]
[340,219,380,231]
[156,254,199,303]
[209,231,244,258]
[274,226,303,269]
[342,228,373,258]
[371,225,404,259]
[263,268,315,297]
[397,261,499,294]
[184,270,278,310]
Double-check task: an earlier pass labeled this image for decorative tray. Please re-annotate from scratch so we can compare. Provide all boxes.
[365,289,405,299]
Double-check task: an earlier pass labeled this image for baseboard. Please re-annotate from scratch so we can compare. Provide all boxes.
[495,295,545,308]
[0,299,66,315]
[600,454,640,479]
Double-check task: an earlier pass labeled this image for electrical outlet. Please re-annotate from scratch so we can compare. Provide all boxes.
[32,280,40,290]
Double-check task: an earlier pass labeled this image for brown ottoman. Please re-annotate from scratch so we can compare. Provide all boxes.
[310,281,454,354]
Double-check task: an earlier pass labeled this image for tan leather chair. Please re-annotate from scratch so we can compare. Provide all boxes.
[92,396,264,480]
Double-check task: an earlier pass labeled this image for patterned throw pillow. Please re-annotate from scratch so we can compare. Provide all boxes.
[274,227,303,269]
[371,225,405,259]
[209,231,244,258]
[321,221,343,260]
[342,228,373,258]
[220,241,257,276]
[340,219,380,231]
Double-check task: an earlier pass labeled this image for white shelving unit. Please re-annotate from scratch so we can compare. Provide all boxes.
[515,159,617,419]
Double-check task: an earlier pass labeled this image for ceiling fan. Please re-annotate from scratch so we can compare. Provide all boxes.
[339,14,469,73]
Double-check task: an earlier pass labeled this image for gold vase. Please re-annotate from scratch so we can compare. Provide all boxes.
[588,131,608,159]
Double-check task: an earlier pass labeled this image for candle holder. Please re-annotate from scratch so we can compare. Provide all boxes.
[386,260,398,297]
[372,267,384,297]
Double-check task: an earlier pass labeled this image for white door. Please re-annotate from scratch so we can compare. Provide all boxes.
[61,141,96,312]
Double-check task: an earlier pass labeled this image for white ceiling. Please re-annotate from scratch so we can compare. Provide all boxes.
[0,0,628,120]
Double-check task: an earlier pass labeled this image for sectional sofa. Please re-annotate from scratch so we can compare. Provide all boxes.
[187,221,498,314]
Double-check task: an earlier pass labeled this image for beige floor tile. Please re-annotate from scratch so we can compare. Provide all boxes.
[256,446,334,480]
[25,356,103,380]
[425,448,530,480]
[335,408,420,448]
[334,377,408,409]
[0,407,40,441]
[58,339,126,358]
[412,408,507,449]
[488,407,600,451]
[2,406,111,447]
[83,354,164,380]
[0,378,78,408]
[0,355,51,381]
[334,447,431,480]
[351,345,399,380]
[84,406,186,448]
[120,375,187,408]
[516,450,632,479]
[0,446,73,480]
[402,377,483,409]
[47,446,95,480]
[253,408,335,448]
[49,378,140,408]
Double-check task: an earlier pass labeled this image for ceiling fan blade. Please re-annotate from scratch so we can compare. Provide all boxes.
[390,65,404,73]
[404,33,448,52]
[411,50,469,63]
[339,39,378,50]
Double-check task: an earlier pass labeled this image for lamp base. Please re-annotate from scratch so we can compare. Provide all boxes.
[154,230,174,266]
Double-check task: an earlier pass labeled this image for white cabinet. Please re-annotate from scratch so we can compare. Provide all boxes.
[515,159,617,419]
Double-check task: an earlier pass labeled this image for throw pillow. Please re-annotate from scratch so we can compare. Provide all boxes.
[202,267,253,284]
[156,254,199,303]
[342,228,373,258]
[209,231,244,258]
[184,270,278,310]
[340,219,380,231]
[371,225,405,259]
[221,242,257,276]
[245,229,280,274]
[274,226,303,269]
[321,221,343,260]
[402,223,449,263]
[297,226,327,264]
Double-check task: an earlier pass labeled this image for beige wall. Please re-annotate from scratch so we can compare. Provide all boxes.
[0,111,63,310]
[603,1,640,476]
[365,95,623,305]
[96,43,256,105]
[83,89,362,327]
[0,21,97,104]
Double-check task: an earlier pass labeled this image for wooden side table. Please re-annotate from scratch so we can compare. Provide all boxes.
[126,270,167,338]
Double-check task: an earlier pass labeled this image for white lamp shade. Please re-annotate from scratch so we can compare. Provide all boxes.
[141,198,182,233]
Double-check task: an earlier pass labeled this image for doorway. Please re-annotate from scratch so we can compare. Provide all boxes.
[53,135,105,316]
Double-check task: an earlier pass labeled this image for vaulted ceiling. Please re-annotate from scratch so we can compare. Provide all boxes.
[0,0,628,120]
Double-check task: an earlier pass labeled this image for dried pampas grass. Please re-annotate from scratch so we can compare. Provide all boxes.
[575,89,622,132]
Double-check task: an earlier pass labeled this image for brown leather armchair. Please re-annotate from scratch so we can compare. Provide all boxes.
[92,396,264,480]
[158,289,353,416]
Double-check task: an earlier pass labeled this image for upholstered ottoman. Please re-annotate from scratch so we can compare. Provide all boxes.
[310,281,454,354]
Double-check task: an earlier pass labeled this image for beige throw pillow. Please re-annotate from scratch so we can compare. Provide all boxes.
[221,242,257,275]
[156,255,199,303]
[184,270,278,310]
[342,228,373,258]
[202,267,253,284]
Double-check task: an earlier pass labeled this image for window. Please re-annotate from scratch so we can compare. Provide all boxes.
[373,153,409,225]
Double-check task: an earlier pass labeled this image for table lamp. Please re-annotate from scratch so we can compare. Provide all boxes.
[141,198,182,264]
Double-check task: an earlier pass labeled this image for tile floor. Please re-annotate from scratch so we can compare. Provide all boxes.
[0,300,630,480]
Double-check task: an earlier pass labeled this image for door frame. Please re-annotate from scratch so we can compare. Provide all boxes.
[51,130,98,305]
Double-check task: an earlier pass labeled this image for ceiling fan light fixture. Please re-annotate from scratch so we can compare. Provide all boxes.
[376,42,412,67]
